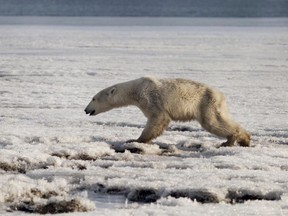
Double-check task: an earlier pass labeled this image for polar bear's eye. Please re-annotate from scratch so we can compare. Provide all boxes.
[92,98,95,101]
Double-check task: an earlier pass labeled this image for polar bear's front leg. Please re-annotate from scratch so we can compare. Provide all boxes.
[134,114,170,143]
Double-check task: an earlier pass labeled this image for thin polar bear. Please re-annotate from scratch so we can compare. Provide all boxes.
[85,77,251,147]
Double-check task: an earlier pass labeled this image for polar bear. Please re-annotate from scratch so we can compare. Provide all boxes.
[85,77,250,147]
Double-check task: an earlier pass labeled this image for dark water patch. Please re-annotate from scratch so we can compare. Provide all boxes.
[167,188,282,204]
[169,189,220,203]
[10,199,91,214]
[5,188,87,214]
[226,189,282,204]
[35,199,90,214]
[79,182,284,206]
[106,187,128,194]
[90,185,159,203]
[88,183,129,195]
[87,183,220,204]
[127,188,160,203]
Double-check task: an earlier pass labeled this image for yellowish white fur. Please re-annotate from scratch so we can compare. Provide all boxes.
[85,77,250,146]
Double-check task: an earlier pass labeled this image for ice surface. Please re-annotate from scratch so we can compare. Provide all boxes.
[0,18,288,215]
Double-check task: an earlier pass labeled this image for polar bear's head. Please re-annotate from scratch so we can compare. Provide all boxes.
[84,87,116,116]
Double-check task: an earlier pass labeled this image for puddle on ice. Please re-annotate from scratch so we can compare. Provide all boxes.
[88,192,133,209]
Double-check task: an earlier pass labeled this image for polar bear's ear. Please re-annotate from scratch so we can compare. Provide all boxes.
[109,87,116,96]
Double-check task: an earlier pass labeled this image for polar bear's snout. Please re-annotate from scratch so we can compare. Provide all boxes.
[85,109,96,116]
[84,106,96,116]
[85,98,97,116]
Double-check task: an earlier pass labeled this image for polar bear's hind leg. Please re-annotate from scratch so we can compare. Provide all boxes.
[199,100,249,147]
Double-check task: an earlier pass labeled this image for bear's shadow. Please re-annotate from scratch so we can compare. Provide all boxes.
[91,121,221,156]
[91,135,214,156]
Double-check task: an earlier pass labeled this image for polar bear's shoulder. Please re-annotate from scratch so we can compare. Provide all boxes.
[140,76,162,86]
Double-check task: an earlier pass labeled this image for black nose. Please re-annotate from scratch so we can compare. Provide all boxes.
[85,109,96,116]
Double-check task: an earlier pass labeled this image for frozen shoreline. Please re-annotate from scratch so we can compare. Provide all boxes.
[0,16,288,27]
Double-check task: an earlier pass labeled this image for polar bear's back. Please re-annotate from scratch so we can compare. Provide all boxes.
[156,78,225,122]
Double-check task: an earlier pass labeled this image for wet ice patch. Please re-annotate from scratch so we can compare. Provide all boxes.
[80,183,284,206]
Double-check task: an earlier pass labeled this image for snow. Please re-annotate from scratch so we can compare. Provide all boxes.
[0,17,288,215]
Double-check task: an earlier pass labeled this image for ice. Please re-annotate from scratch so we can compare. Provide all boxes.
[0,17,288,215]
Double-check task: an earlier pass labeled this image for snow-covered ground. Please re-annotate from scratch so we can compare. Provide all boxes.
[0,18,288,215]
